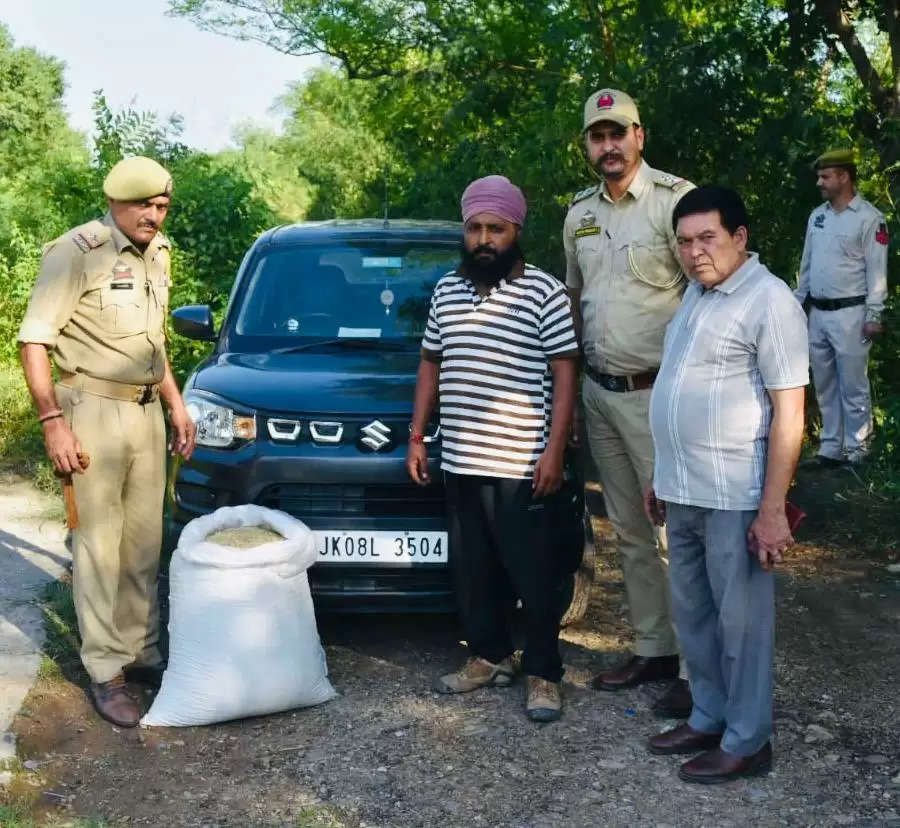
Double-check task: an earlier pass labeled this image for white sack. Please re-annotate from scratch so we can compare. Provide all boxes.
[141,505,336,727]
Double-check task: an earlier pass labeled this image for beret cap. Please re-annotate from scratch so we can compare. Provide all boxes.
[814,148,856,170]
[103,156,173,201]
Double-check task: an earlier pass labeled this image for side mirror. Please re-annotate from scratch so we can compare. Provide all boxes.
[172,305,216,341]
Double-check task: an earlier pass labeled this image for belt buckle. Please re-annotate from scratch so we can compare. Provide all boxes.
[138,385,154,405]
[605,375,625,392]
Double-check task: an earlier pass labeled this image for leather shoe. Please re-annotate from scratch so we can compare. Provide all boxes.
[123,662,166,690]
[649,723,722,755]
[90,673,141,727]
[678,743,773,784]
[591,654,679,691]
[652,678,693,719]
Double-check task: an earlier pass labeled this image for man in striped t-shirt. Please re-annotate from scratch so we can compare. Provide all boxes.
[407,175,579,722]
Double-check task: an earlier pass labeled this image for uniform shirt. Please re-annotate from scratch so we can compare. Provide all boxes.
[18,213,171,385]
[795,194,888,323]
[421,265,579,479]
[563,160,694,375]
[650,254,809,511]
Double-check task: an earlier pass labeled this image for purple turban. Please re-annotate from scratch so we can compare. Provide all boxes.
[460,175,527,227]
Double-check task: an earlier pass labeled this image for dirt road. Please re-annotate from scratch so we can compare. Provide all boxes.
[6,474,900,827]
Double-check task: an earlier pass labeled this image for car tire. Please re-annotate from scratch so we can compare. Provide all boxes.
[559,511,597,627]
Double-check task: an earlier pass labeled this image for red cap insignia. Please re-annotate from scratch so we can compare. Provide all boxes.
[876,222,889,245]
[596,93,614,110]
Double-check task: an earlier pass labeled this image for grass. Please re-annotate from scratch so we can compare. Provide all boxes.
[0,363,56,493]
[0,802,107,827]
[39,581,81,676]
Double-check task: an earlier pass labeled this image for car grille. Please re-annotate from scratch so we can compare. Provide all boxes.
[257,483,444,518]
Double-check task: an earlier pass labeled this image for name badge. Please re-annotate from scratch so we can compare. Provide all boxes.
[110,282,134,290]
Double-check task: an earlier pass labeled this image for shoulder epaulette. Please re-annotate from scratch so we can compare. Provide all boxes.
[68,220,111,254]
[650,169,692,192]
[155,232,172,249]
[569,185,599,207]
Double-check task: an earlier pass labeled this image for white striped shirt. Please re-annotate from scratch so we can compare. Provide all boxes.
[422,265,578,479]
[649,254,809,510]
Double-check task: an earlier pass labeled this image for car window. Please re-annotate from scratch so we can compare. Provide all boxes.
[234,243,458,340]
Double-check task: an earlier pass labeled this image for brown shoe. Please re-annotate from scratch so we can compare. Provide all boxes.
[525,676,562,722]
[592,654,679,691]
[652,678,693,719]
[434,656,515,694]
[649,723,723,755]
[90,673,141,727]
[678,743,773,784]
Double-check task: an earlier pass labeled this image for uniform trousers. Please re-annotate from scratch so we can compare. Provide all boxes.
[666,503,774,756]
[582,377,678,658]
[808,305,873,461]
[58,383,166,683]
[445,472,563,683]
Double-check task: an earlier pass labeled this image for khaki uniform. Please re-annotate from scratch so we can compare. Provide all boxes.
[564,160,692,658]
[795,195,888,461]
[18,214,171,682]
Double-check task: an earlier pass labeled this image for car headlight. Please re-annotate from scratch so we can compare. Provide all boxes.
[184,392,257,448]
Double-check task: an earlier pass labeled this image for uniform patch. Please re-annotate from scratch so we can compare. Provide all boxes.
[813,213,825,229]
[111,261,134,281]
[597,93,614,109]
[876,222,889,245]
[569,185,599,207]
[71,232,102,252]
[575,226,602,238]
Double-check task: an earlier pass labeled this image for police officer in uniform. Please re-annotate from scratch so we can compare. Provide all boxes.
[564,89,694,717]
[18,157,196,727]
[795,149,888,465]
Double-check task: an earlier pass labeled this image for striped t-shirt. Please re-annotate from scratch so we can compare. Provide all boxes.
[421,265,579,479]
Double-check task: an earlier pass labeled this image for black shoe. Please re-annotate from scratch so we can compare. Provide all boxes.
[678,743,773,784]
[652,678,692,719]
[123,662,166,690]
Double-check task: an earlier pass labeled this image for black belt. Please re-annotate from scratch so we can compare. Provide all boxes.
[808,295,866,311]
[584,363,657,392]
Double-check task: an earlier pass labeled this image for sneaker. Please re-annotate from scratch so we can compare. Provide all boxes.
[433,656,515,694]
[525,675,562,722]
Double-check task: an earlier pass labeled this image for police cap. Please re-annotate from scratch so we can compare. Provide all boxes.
[103,156,173,201]
[583,88,641,132]
[814,148,856,171]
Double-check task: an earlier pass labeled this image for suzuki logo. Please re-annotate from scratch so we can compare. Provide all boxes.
[359,420,393,452]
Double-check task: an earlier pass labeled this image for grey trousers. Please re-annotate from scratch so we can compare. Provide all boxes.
[666,503,774,756]
[808,305,873,461]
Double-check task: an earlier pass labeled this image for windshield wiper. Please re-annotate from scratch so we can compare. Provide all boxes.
[270,337,414,355]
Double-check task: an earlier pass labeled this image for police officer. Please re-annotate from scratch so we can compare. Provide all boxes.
[564,89,694,717]
[796,149,888,465]
[18,157,196,728]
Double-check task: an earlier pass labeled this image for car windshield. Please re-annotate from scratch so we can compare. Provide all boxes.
[232,241,459,344]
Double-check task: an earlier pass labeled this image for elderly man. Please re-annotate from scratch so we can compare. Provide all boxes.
[795,149,888,466]
[564,88,694,717]
[645,186,808,783]
[19,157,196,728]
[407,175,579,721]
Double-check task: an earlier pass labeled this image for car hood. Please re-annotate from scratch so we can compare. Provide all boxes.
[189,350,421,415]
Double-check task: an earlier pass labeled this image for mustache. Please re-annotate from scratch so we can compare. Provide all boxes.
[600,152,624,164]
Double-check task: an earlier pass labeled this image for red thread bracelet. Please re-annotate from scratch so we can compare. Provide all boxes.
[409,432,425,444]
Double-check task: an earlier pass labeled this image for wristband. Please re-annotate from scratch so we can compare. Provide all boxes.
[409,432,425,444]
[38,408,64,424]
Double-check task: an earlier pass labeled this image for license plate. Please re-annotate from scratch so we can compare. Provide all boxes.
[314,530,448,566]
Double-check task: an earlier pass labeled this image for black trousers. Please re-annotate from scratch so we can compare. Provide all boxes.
[445,472,563,682]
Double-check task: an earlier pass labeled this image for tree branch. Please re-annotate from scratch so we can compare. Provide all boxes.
[814,0,895,116]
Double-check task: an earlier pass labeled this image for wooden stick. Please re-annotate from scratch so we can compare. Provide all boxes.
[57,453,90,530]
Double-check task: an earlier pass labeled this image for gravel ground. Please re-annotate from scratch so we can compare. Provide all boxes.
[6,478,900,827]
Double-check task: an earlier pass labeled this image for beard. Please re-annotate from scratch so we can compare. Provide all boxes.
[460,241,524,286]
